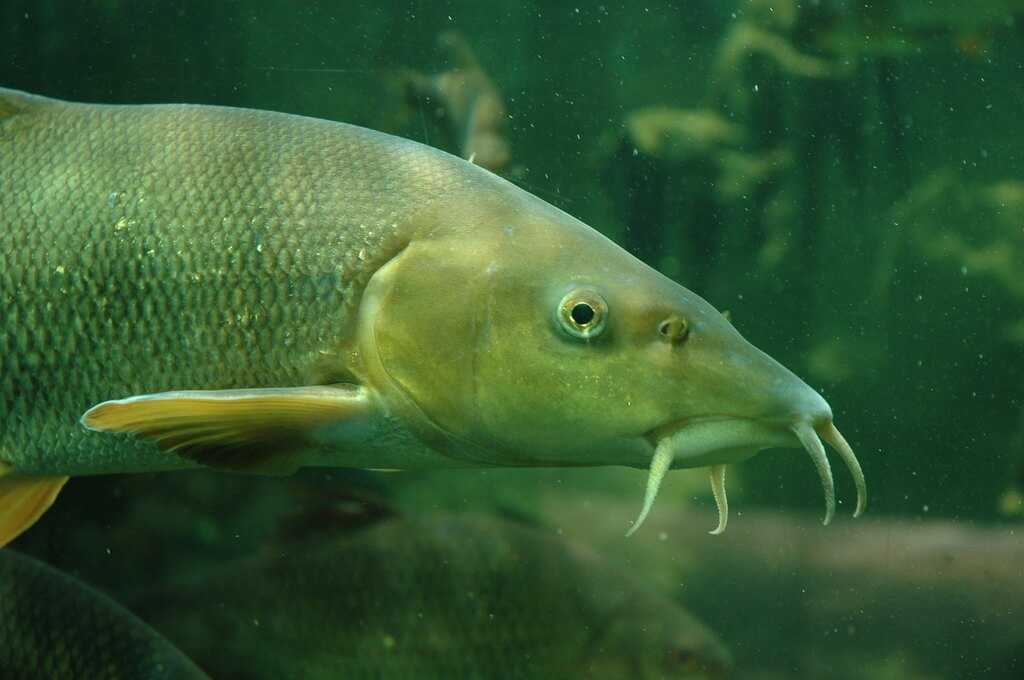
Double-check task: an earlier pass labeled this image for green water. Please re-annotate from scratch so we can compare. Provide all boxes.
[2,2,1022,678]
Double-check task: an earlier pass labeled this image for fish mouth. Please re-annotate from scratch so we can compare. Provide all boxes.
[626,416,866,536]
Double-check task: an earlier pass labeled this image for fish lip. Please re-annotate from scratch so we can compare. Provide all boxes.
[649,409,818,433]
[647,414,742,438]
[631,410,864,535]
[646,414,793,448]
[645,414,803,470]
[653,415,866,519]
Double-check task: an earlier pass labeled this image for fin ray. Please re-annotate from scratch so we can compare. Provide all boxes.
[81,385,372,475]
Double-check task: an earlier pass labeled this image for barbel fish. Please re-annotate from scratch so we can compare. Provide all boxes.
[0,87,865,545]
[136,513,731,680]
[0,549,207,679]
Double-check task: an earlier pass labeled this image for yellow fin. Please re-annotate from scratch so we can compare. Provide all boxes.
[0,466,69,548]
[81,385,372,475]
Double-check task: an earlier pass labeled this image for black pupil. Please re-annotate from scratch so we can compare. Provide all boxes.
[570,303,595,326]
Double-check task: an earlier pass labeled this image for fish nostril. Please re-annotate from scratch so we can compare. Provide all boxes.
[659,314,689,344]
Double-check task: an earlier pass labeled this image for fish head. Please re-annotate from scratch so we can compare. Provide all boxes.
[360,187,864,529]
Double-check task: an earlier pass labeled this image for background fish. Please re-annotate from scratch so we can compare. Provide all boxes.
[0,549,207,679]
[401,30,511,172]
[135,513,731,680]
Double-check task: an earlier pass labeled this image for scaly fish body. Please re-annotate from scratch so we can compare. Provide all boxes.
[0,88,866,545]
[0,549,207,679]
[1,88,468,476]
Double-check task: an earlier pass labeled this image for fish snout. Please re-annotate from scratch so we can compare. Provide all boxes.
[788,378,833,429]
[726,340,832,426]
[628,316,867,537]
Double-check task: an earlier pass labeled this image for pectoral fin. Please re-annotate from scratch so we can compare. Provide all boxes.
[81,385,373,475]
[0,464,69,548]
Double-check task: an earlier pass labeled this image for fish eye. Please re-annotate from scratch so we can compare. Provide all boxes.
[557,289,608,339]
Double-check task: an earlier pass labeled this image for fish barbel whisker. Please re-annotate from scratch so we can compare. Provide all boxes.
[708,464,728,534]
[625,441,674,537]
[793,421,836,526]
[819,421,867,517]
[626,418,865,536]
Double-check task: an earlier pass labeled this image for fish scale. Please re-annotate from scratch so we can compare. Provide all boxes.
[0,89,456,475]
[0,549,207,678]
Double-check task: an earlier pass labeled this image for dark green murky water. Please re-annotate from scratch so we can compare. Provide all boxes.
[2,2,1022,678]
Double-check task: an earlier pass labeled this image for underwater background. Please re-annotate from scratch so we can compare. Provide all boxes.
[1,1,1022,678]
